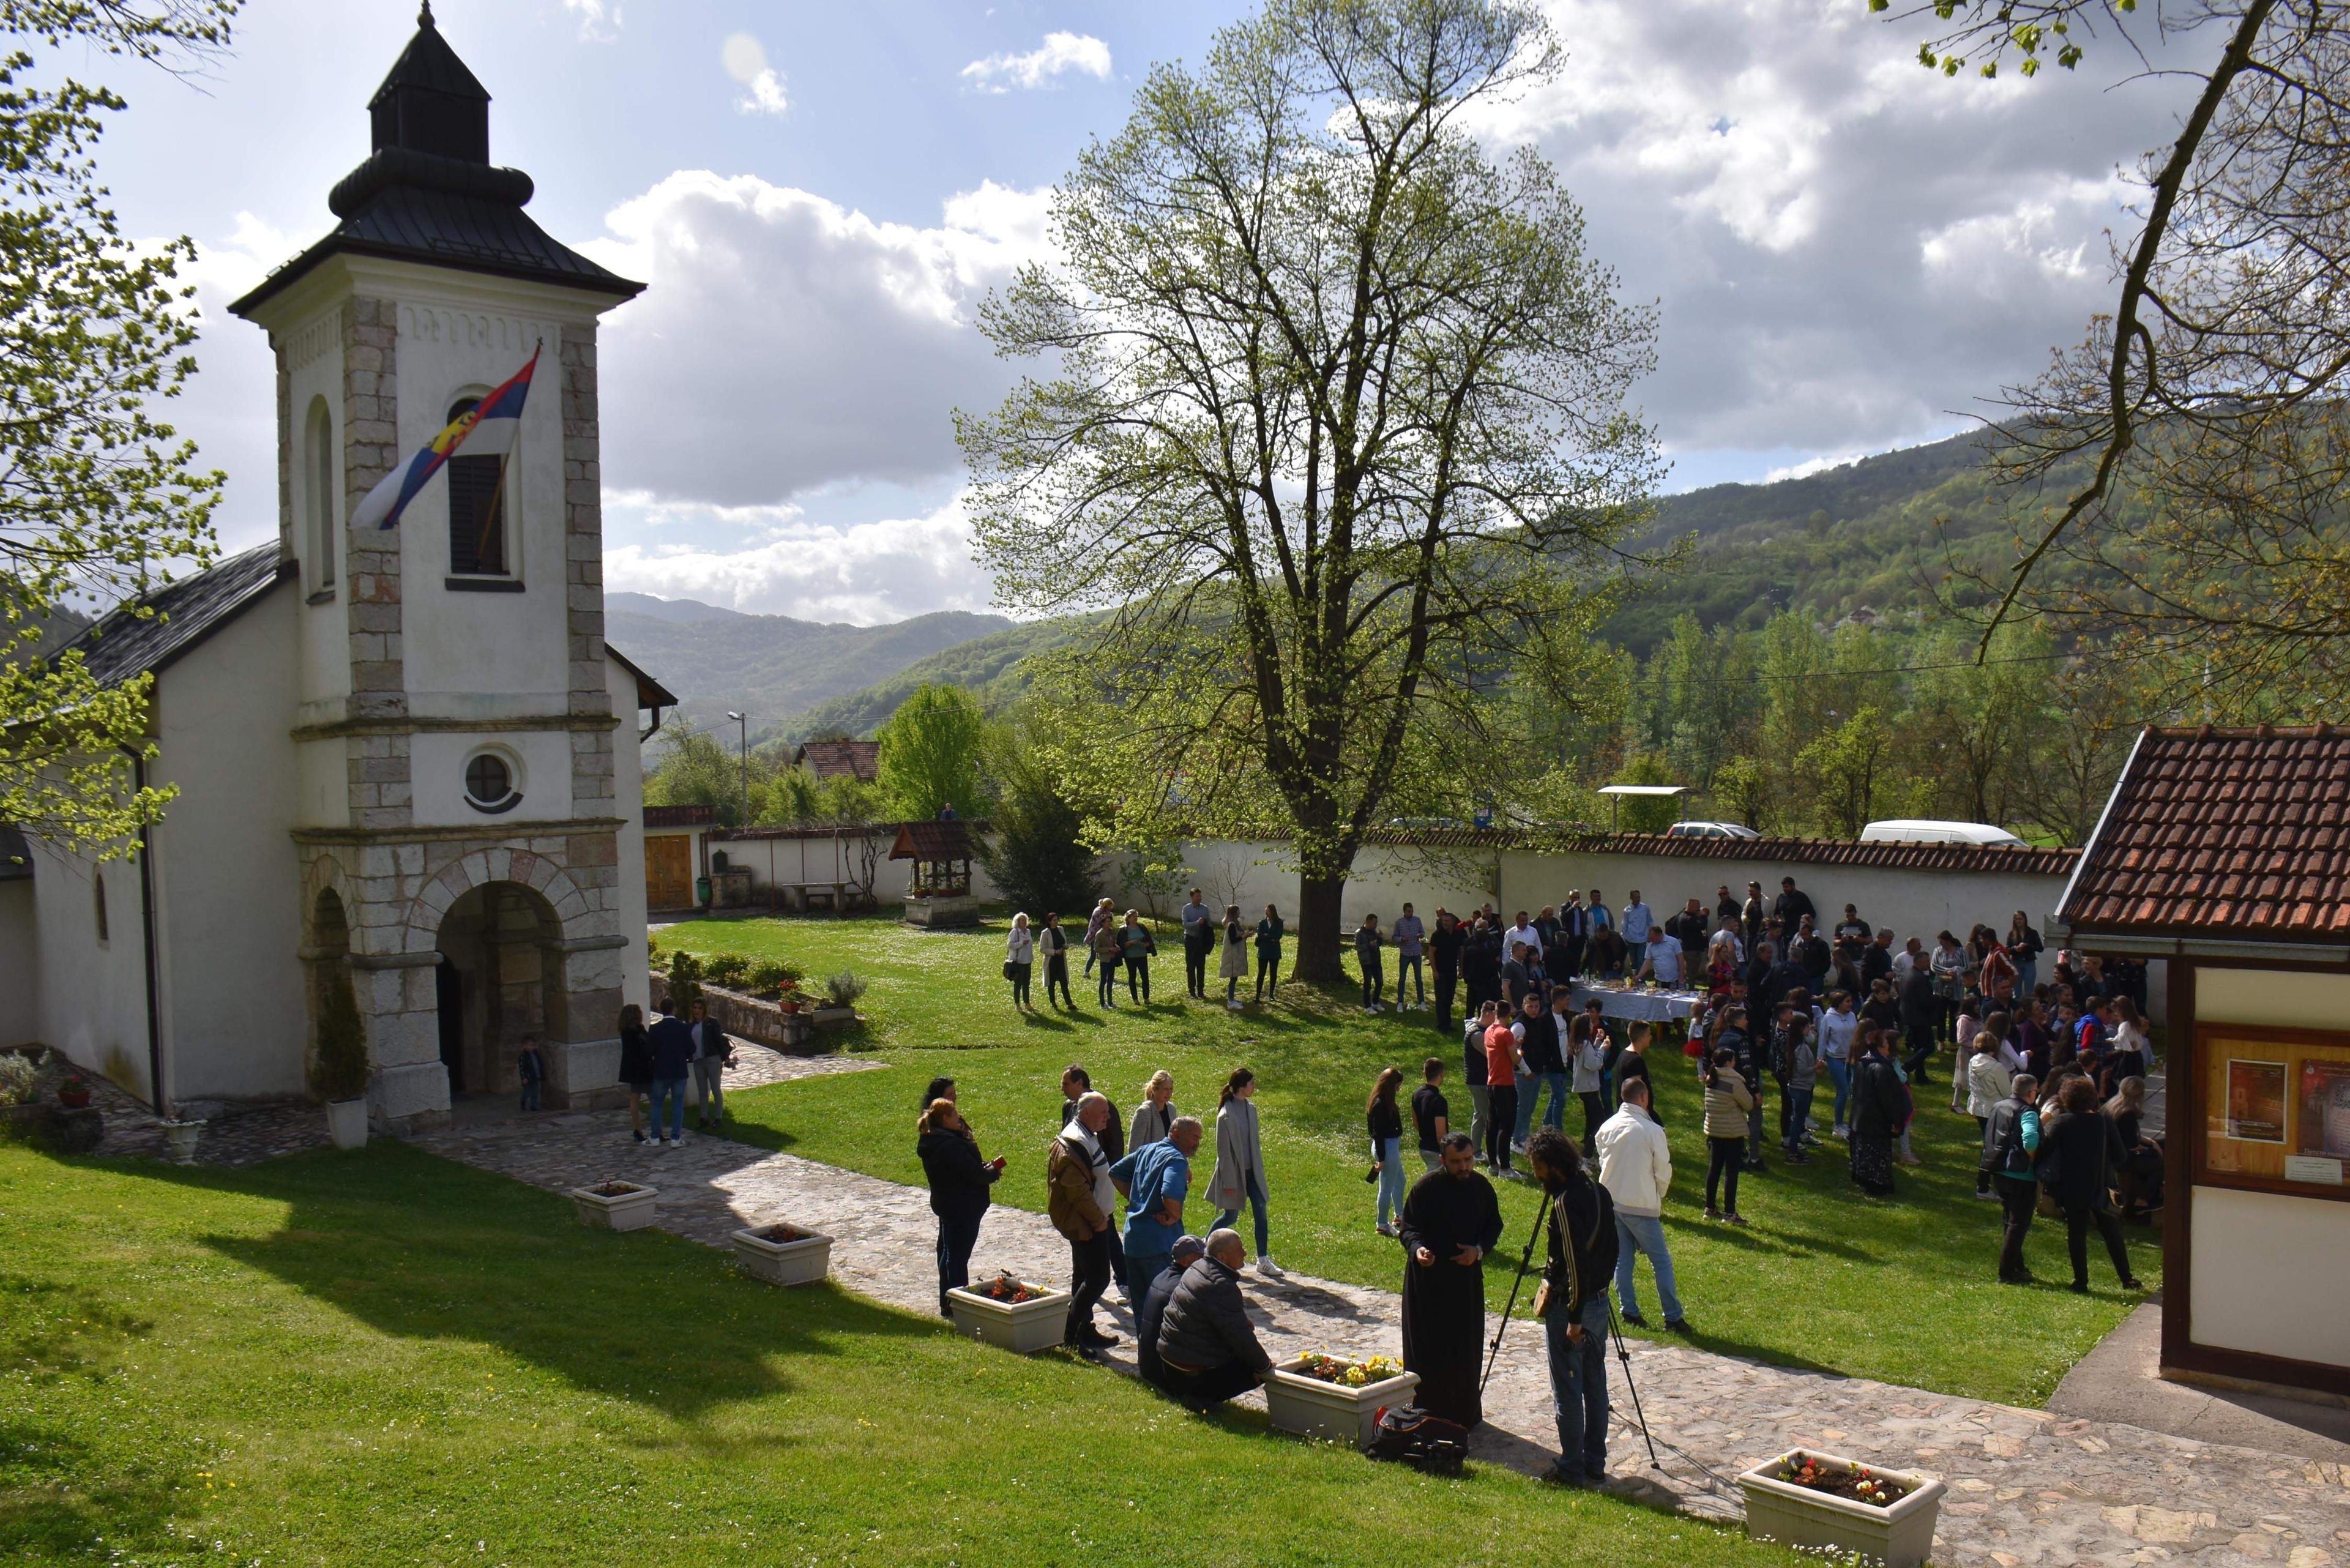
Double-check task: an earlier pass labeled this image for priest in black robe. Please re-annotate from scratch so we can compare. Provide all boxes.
[1397,1131,1505,1428]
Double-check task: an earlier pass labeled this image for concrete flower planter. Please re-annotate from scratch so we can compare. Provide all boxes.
[326,1097,368,1150]
[1737,1448,1947,1568]
[571,1180,659,1232]
[808,1006,859,1029]
[1264,1355,1422,1448]
[731,1222,834,1285]
[945,1277,1070,1353]
[160,1118,206,1165]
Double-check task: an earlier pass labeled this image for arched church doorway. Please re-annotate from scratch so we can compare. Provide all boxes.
[433,880,561,1102]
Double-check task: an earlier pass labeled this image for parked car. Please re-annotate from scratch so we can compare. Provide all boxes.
[1664,820,1760,841]
[1859,818,2027,848]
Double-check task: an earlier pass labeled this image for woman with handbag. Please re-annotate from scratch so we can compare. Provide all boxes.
[916,1095,1004,1316]
[1217,904,1250,1009]
[2038,1074,2144,1293]
[1004,913,1036,1011]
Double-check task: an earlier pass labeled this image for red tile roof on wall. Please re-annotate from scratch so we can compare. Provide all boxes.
[1319,826,2079,876]
[2056,725,2350,941]
[643,803,717,829]
[890,820,977,861]
[793,740,880,782]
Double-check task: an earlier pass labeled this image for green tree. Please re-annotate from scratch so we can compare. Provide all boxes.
[978,721,1102,918]
[959,0,1660,980]
[1797,706,1894,840]
[875,682,991,821]
[1611,752,1684,834]
[643,726,775,830]
[1,1,237,856]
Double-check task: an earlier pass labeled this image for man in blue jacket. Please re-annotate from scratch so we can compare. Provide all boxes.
[646,1006,696,1147]
[1111,1117,1201,1300]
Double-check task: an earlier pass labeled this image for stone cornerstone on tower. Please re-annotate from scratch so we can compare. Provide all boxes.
[1,8,671,1134]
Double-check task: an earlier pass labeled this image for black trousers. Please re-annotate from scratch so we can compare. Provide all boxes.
[1434,966,1458,1031]
[1125,955,1151,1002]
[1706,1135,1744,1213]
[1580,1091,1605,1153]
[1168,1359,1262,1409]
[1008,961,1032,1008]
[1904,1025,1936,1084]
[1362,960,1385,1007]
[1974,1118,1993,1194]
[1185,939,1212,997]
[1065,1230,1113,1342]
[1097,961,1119,1006]
[936,1210,983,1316]
[1996,1178,2037,1280]
[1045,956,1072,1009]
[2062,1200,2133,1288]
[1485,1085,1518,1168]
[1255,951,1279,998]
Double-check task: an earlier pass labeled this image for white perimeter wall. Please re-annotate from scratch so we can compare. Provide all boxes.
[2185,966,2350,1370]
[151,586,307,1102]
[722,833,1006,905]
[1141,840,2072,950]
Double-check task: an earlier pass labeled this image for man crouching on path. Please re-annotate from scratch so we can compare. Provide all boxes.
[1155,1228,1274,1411]
[1528,1126,1617,1488]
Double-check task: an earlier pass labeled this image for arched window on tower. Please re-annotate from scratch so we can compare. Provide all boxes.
[305,397,336,593]
[445,396,509,577]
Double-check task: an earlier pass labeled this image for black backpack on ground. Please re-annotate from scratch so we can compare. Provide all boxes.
[1367,1404,1468,1475]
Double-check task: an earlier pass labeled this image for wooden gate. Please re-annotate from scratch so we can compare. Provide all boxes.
[646,833,694,911]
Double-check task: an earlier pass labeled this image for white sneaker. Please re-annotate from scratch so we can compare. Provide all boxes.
[1227,999,1242,1010]
[1256,1256,1283,1277]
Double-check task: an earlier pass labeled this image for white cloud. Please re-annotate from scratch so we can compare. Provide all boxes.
[603,492,988,625]
[583,173,1052,509]
[1453,0,2199,458]
[563,0,620,42]
[159,213,300,558]
[961,31,1112,93]
[721,33,788,116]
[1763,451,1868,484]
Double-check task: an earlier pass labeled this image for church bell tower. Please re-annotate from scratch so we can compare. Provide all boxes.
[231,4,646,1131]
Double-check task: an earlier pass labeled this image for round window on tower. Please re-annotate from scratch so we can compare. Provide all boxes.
[463,750,521,815]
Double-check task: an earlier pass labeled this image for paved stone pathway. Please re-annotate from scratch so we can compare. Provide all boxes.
[416,1073,2350,1568]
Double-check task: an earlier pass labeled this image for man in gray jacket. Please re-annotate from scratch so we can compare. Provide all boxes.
[1154,1229,1272,1409]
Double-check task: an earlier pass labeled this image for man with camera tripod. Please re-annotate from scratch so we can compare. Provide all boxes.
[1528,1126,1618,1488]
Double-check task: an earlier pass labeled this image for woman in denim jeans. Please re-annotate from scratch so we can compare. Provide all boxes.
[1367,1066,1406,1235]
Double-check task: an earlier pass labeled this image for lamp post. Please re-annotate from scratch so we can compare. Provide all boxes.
[725,710,749,827]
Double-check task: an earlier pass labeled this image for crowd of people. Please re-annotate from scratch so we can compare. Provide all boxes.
[911,874,2163,1487]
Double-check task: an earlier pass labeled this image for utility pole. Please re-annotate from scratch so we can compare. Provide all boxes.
[725,710,749,827]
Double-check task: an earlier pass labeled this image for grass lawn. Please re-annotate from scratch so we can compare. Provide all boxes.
[0,1141,1802,1568]
[663,913,2162,1409]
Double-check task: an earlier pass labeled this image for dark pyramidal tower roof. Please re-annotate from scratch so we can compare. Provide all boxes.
[231,1,641,317]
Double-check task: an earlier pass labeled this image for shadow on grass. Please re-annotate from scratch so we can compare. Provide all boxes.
[0,1417,178,1562]
[118,1143,933,1427]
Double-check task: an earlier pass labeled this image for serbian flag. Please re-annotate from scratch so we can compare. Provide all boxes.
[351,346,540,531]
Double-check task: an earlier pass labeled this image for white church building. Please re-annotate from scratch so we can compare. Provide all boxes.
[0,10,671,1132]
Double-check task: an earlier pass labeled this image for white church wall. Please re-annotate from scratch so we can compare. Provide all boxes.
[391,289,584,718]
[0,881,37,1048]
[408,730,573,827]
[151,584,307,1102]
[285,303,354,712]
[26,845,152,1103]
[610,657,651,1013]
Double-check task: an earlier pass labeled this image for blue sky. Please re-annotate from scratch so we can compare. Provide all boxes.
[85,0,2195,623]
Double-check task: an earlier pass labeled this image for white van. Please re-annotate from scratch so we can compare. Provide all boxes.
[1859,819,2027,849]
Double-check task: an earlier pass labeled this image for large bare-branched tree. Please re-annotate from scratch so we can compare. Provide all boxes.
[959,0,1660,980]
[1879,1,2350,706]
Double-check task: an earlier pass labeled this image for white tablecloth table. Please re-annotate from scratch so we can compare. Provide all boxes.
[1567,983,1704,1024]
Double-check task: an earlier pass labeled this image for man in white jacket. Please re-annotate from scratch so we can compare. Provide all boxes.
[1594,1080,1688,1332]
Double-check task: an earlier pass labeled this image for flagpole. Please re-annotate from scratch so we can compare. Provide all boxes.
[473,338,540,571]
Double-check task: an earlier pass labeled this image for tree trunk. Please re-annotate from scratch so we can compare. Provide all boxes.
[1293,873,1348,984]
